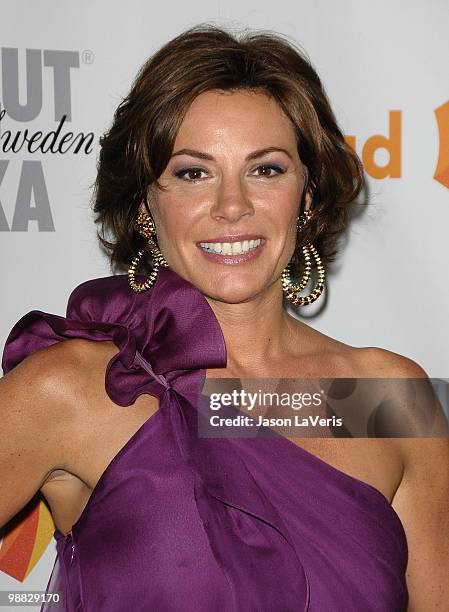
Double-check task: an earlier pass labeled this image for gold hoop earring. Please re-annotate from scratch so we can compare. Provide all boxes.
[128,211,169,293]
[281,210,326,306]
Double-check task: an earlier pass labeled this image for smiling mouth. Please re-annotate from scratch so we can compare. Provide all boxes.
[198,238,263,255]
[195,237,266,265]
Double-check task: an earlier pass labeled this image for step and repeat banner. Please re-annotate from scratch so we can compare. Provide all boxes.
[1,0,448,607]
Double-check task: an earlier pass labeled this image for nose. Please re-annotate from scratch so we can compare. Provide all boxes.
[210,174,255,223]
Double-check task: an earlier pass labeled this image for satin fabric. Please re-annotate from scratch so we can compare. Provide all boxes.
[2,267,408,611]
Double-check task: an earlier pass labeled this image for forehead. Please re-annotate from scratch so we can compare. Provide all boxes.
[173,89,297,147]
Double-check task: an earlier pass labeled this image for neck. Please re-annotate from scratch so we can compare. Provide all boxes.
[204,281,300,377]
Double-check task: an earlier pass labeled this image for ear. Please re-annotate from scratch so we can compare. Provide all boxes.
[140,186,156,216]
[300,164,313,212]
[304,189,312,212]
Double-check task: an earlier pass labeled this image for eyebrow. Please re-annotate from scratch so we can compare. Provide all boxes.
[170,146,294,162]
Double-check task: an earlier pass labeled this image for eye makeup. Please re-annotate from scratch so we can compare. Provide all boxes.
[173,163,287,181]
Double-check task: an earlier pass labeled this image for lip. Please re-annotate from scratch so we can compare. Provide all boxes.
[196,234,265,244]
[196,237,266,265]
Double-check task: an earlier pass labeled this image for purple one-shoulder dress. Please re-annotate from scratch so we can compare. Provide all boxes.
[2,267,408,611]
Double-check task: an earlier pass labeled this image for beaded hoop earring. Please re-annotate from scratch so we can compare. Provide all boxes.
[281,210,326,306]
[127,211,169,294]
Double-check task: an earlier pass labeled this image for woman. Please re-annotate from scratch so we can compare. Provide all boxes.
[1,24,448,611]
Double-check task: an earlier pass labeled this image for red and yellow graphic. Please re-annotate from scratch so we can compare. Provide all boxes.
[0,500,55,582]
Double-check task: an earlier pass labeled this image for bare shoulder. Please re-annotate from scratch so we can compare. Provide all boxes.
[347,347,449,606]
[3,338,86,409]
[2,337,116,402]
[0,337,119,463]
[351,345,429,378]
[313,337,447,467]
[292,321,428,379]
[0,338,118,529]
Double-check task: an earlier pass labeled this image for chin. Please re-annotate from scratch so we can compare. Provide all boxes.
[209,292,254,305]
[179,266,272,303]
[201,279,266,304]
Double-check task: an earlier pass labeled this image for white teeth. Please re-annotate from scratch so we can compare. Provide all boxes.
[199,238,262,255]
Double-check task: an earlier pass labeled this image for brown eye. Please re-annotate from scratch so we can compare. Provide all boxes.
[255,165,284,177]
[175,167,207,181]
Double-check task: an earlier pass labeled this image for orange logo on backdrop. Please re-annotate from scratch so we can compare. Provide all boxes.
[345,111,402,179]
[345,106,449,188]
[434,100,449,189]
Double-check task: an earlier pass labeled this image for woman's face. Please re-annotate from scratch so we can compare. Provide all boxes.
[145,88,309,304]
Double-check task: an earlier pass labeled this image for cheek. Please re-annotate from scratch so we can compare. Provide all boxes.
[253,177,301,211]
[153,200,194,248]
[260,193,299,233]
[156,189,207,228]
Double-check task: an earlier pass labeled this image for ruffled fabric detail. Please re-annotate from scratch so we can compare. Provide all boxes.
[2,267,310,611]
[2,268,226,403]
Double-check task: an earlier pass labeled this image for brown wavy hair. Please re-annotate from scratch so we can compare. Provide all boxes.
[92,23,364,278]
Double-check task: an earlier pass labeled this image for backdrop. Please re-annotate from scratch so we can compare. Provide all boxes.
[1,0,448,606]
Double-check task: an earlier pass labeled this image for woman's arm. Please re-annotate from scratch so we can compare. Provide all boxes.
[367,348,449,610]
[392,437,449,611]
[0,342,77,529]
